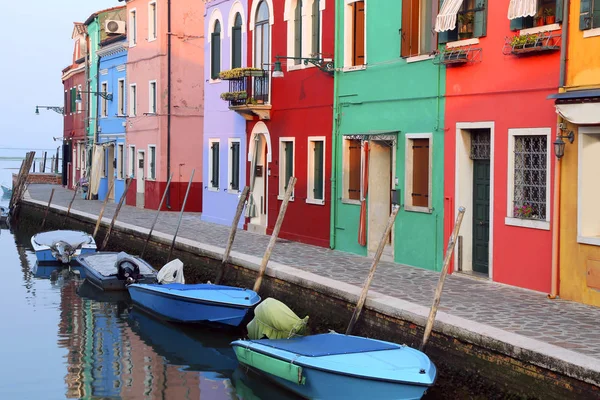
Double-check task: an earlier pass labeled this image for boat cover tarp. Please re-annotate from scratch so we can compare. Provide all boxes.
[82,253,155,277]
[252,333,401,357]
[247,297,309,340]
[33,230,92,247]
[157,259,185,284]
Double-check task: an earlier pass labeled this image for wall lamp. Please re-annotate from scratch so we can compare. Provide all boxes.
[272,55,335,78]
[76,90,113,104]
[35,105,64,115]
[554,130,574,159]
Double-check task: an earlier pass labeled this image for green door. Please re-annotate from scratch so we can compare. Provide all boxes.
[472,159,490,274]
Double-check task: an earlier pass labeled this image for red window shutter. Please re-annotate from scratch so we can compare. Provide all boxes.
[348,140,361,200]
[353,1,365,66]
[411,139,429,207]
[401,0,420,57]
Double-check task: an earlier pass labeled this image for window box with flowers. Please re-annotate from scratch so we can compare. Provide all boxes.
[504,32,560,56]
[220,91,248,102]
[218,67,267,80]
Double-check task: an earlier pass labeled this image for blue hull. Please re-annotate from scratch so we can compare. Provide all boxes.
[128,284,260,327]
[35,247,96,264]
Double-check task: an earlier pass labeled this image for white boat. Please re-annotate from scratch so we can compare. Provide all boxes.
[31,230,97,264]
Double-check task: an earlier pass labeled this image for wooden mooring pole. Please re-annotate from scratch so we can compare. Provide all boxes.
[346,205,400,335]
[92,181,115,239]
[40,188,55,231]
[10,152,36,218]
[253,176,297,293]
[101,178,133,250]
[166,170,195,263]
[215,185,249,284]
[420,206,466,351]
[62,185,79,228]
[141,174,173,258]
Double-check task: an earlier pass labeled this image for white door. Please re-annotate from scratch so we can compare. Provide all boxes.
[137,150,145,208]
[249,135,267,234]
[367,142,393,258]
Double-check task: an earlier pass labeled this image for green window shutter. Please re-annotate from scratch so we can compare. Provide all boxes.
[284,142,294,190]
[211,142,220,188]
[70,88,76,113]
[312,0,320,55]
[594,0,600,28]
[473,0,488,37]
[510,17,525,31]
[294,0,303,63]
[580,0,592,30]
[232,27,242,68]
[555,0,563,23]
[211,32,221,79]
[231,142,240,191]
[313,141,324,201]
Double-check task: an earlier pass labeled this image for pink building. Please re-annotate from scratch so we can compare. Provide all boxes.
[125,0,204,211]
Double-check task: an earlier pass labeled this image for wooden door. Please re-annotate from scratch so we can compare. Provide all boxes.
[472,159,490,274]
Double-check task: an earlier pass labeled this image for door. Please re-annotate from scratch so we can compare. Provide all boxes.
[249,135,267,234]
[107,145,115,200]
[137,151,145,209]
[367,142,393,257]
[472,159,490,274]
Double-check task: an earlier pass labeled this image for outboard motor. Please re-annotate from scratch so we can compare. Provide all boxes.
[51,240,75,264]
[116,252,142,285]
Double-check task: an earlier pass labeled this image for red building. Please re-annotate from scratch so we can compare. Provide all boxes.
[61,23,88,189]
[223,0,333,247]
[441,0,562,292]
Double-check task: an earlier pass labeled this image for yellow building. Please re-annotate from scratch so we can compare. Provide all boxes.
[549,0,600,306]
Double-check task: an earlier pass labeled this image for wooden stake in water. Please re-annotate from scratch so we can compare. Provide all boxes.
[40,188,55,231]
[420,206,466,351]
[253,177,297,293]
[62,185,79,228]
[101,178,133,250]
[215,186,249,284]
[93,181,115,239]
[346,205,400,335]
[141,174,173,258]
[166,170,195,263]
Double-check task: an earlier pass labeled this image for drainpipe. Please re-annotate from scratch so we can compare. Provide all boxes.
[549,0,569,299]
[166,0,172,209]
[329,3,341,249]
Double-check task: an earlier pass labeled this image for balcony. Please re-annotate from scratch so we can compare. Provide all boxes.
[219,68,271,120]
[503,32,561,57]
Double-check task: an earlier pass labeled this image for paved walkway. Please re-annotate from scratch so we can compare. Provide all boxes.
[26,184,600,359]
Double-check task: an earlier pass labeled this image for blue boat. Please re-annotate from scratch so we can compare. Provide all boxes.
[1,184,11,198]
[231,333,436,400]
[127,283,261,328]
[31,230,96,264]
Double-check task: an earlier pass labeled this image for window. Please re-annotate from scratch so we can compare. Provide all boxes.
[229,139,241,192]
[129,146,136,177]
[148,145,156,180]
[294,0,303,64]
[149,81,157,114]
[351,1,365,66]
[580,0,600,30]
[405,134,432,212]
[129,84,137,116]
[149,2,157,41]
[232,13,243,69]
[211,20,222,79]
[77,85,82,113]
[70,87,76,114]
[279,138,295,197]
[438,0,488,43]
[254,1,270,69]
[64,90,68,114]
[101,82,108,117]
[343,138,362,201]
[578,128,600,244]
[209,139,220,190]
[510,0,562,30]
[118,79,125,115]
[312,0,321,55]
[102,147,107,177]
[130,9,137,46]
[401,0,435,57]
[307,137,325,204]
[117,144,124,179]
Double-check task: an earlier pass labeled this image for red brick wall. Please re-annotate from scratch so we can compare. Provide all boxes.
[13,173,62,185]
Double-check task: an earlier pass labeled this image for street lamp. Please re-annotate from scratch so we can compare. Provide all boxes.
[35,105,65,115]
[75,90,113,104]
[271,55,335,78]
[554,130,574,159]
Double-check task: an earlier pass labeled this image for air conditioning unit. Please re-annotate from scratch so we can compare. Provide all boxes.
[105,20,126,35]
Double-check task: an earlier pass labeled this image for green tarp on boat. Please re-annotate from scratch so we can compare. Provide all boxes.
[247,297,309,340]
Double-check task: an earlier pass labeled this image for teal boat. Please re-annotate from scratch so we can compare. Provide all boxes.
[232,333,436,400]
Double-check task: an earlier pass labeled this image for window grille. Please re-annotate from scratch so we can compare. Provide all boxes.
[470,130,490,160]
[513,135,547,220]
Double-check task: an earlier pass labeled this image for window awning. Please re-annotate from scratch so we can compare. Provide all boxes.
[555,103,600,125]
[342,130,399,143]
[547,89,600,101]
[507,0,537,20]
[435,0,464,32]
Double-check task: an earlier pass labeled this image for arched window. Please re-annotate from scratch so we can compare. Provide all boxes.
[232,13,243,69]
[294,0,303,64]
[211,20,221,79]
[254,1,270,69]
[312,0,320,55]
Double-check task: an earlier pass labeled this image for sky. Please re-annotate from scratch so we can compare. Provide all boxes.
[0,1,121,154]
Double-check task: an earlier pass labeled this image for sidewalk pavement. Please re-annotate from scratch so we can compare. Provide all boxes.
[26,184,600,362]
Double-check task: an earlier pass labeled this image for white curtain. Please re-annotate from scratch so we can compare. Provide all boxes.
[507,0,537,20]
[435,0,464,32]
[89,144,105,196]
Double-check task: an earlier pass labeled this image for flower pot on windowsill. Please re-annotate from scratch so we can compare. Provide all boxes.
[535,17,544,27]
[545,16,555,24]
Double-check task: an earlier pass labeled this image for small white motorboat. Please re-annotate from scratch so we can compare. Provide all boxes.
[31,230,96,264]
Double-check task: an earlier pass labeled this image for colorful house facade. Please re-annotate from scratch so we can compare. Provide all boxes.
[202,0,249,227]
[219,0,334,247]
[97,34,128,203]
[331,0,445,268]
[441,0,562,292]
[61,23,88,190]
[124,0,204,211]
[550,0,600,306]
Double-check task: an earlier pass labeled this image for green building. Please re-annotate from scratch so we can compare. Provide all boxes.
[331,1,445,271]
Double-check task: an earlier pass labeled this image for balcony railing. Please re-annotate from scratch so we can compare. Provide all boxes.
[219,68,270,106]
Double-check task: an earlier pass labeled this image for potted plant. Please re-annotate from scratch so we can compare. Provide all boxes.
[510,34,540,49]
[458,13,474,39]
[219,91,248,102]
[534,11,544,27]
[514,204,536,219]
[544,8,555,24]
